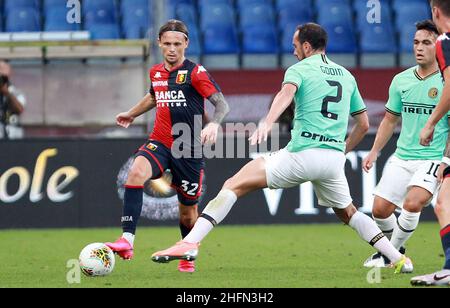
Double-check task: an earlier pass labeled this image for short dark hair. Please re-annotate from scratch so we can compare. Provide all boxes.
[296,23,328,51]
[430,0,450,17]
[416,19,439,36]
[159,19,189,40]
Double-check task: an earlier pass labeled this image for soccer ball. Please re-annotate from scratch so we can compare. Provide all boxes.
[79,243,115,277]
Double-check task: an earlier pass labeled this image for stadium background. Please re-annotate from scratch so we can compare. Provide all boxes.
[0,0,438,229]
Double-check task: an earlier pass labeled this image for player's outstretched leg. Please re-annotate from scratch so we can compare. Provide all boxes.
[106,156,152,260]
[334,204,413,274]
[152,158,268,263]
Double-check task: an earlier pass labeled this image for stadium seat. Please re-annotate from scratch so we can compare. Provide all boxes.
[242,25,278,54]
[6,8,41,32]
[84,7,118,28]
[392,0,429,11]
[281,23,299,53]
[240,4,276,28]
[186,25,201,56]
[121,4,151,38]
[237,0,273,10]
[399,24,417,53]
[4,0,40,14]
[82,0,116,12]
[45,7,81,31]
[316,0,350,9]
[360,23,397,53]
[353,0,391,12]
[87,23,121,40]
[203,24,239,54]
[394,3,431,30]
[323,23,357,53]
[175,3,198,28]
[200,3,236,30]
[276,0,313,10]
[278,6,313,29]
[43,0,69,11]
[317,2,353,28]
[198,0,232,8]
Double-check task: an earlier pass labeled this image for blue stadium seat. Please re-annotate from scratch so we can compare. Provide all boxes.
[360,23,397,53]
[6,8,41,32]
[242,25,278,54]
[45,7,81,31]
[276,0,313,11]
[44,0,69,11]
[87,23,121,40]
[200,3,236,30]
[399,25,417,53]
[392,0,429,11]
[316,0,350,9]
[240,4,276,28]
[175,3,198,28]
[203,25,239,54]
[84,7,118,27]
[323,23,357,53]
[4,0,40,14]
[123,25,142,39]
[82,0,116,12]
[198,0,232,8]
[237,0,273,10]
[281,22,299,53]
[122,4,151,36]
[186,25,201,56]
[394,3,431,30]
[278,6,313,29]
[317,2,353,28]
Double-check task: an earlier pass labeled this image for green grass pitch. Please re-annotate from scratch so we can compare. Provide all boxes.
[0,222,445,288]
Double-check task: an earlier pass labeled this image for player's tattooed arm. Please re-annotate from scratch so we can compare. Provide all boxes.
[208,92,230,124]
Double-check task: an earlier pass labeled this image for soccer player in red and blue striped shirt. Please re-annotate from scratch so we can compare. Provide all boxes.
[106,20,230,273]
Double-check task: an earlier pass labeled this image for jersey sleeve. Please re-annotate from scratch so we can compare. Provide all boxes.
[191,65,221,98]
[282,66,303,89]
[436,34,450,74]
[350,81,367,116]
[385,76,402,116]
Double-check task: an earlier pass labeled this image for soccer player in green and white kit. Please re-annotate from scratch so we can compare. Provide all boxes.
[362,20,449,269]
[152,23,413,273]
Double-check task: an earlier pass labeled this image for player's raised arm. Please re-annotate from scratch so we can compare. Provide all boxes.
[116,93,156,128]
[249,83,296,145]
[201,92,230,144]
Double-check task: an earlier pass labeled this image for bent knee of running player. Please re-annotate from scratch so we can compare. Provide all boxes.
[222,158,268,198]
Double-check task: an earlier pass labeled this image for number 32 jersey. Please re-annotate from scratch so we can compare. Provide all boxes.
[283,54,366,153]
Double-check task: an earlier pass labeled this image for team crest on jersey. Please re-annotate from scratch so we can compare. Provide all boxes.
[428,87,439,99]
[146,143,158,151]
[176,70,188,84]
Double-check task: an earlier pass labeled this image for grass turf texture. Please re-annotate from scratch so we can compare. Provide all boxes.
[0,222,445,288]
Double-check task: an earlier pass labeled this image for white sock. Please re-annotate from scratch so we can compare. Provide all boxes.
[373,214,396,240]
[184,217,214,244]
[391,209,420,250]
[349,211,402,263]
[183,189,238,244]
[122,232,135,247]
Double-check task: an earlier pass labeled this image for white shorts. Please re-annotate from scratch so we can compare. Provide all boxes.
[374,155,440,208]
[264,148,352,209]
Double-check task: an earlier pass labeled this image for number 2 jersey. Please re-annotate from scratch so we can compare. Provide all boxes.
[283,54,366,153]
[149,59,221,157]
